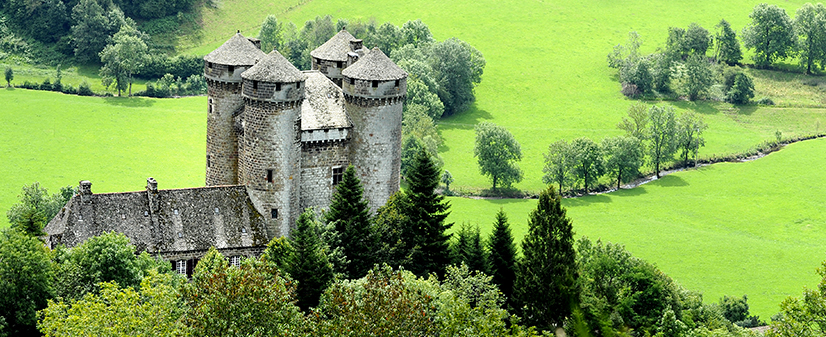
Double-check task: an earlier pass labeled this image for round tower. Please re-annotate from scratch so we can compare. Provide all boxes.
[238,50,307,237]
[203,32,266,186]
[341,47,408,212]
[310,28,363,87]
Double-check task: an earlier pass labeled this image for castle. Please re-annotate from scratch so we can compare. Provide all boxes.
[44,29,407,274]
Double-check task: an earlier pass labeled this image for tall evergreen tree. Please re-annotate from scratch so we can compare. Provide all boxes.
[288,209,334,311]
[451,223,487,274]
[715,19,742,65]
[404,148,452,276]
[514,186,578,331]
[326,165,374,279]
[487,209,517,306]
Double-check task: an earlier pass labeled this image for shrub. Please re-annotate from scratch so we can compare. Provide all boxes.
[755,97,774,105]
[61,84,76,95]
[77,80,94,96]
[20,80,36,89]
[726,73,755,105]
[39,78,52,91]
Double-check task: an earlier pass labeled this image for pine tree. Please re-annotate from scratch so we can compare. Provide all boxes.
[487,209,517,306]
[326,165,374,279]
[404,148,452,276]
[451,223,487,274]
[514,186,578,330]
[288,209,333,311]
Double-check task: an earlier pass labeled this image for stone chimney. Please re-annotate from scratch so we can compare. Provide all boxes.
[350,39,363,52]
[146,177,158,192]
[79,180,93,203]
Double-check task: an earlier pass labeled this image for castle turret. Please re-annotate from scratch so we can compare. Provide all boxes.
[311,29,364,87]
[239,50,307,237]
[341,47,407,212]
[204,33,266,186]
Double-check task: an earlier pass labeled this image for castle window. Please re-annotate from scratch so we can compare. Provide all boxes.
[241,227,247,234]
[336,61,343,68]
[144,211,149,217]
[395,79,400,87]
[349,78,355,85]
[176,260,186,275]
[266,169,273,183]
[271,208,278,219]
[372,80,378,88]
[332,166,344,185]
[253,81,258,90]
[228,65,235,73]
[296,81,301,89]
[207,62,212,69]
[276,83,282,91]
[178,232,183,238]
[207,154,211,168]
[214,207,220,214]
[230,256,242,267]
[174,209,179,215]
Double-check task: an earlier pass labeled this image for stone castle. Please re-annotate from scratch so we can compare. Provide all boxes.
[45,29,407,274]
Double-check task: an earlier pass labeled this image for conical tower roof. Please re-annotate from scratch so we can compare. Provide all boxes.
[310,29,358,62]
[241,50,306,83]
[204,33,266,66]
[342,47,408,81]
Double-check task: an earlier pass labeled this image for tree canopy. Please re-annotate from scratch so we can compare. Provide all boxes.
[474,122,523,190]
[742,3,796,68]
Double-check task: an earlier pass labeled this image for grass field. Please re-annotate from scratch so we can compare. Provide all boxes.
[0,88,205,221]
[170,0,826,193]
[445,137,826,319]
[1,62,149,94]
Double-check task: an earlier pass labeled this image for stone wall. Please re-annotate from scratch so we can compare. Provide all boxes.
[45,183,269,256]
[241,79,304,102]
[206,79,243,186]
[238,98,303,238]
[300,140,350,211]
[204,63,249,82]
[312,58,344,87]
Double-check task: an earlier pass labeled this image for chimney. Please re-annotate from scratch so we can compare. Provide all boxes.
[350,39,363,52]
[147,177,158,192]
[247,37,261,50]
[79,180,92,195]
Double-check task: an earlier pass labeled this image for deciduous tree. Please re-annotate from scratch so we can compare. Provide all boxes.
[514,186,578,330]
[0,228,54,336]
[742,3,796,68]
[53,232,144,301]
[4,67,12,87]
[431,38,485,115]
[6,182,74,233]
[543,139,574,193]
[647,105,678,178]
[767,261,826,337]
[793,3,826,74]
[474,122,523,190]
[716,19,743,65]
[676,111,708,167]
[258,15,284,52]
[601,135,644,190]
[441,170,454,193]
[683,53,714,101]
[570,137,605,193]
[71,0,128,63]
[99,25,149,96]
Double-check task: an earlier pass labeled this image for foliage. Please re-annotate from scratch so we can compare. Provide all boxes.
[543,139,574,193]
[6,182,73,237]
[401,105,442,176]
[681,53,715,101]
[404,148,452,276]
[70,0,129,63]
[742,3,796,68]
[261,236,293,271]
[726,72,755,105]
[258,15,284,53]
[183,249,305,337]
[667,23,711,59]
[441,170,454,192]
[99,25,149,96]
[4,0,68,43]
[140,73,206,97]
[569,137,605,193]
[139,54,205,80]
[326,165,375,279]
[77,79,93,96]
[4,67,11,86]
[514,185,578,330]
[715,19,743,65]
[451,223,487,274]
[647,105,678,178]
[53,232,145,301]
[618,103,650,142]
[601,135,644,189]
[767,261,826,337]
[487,209,518,307]
[405,76,445,119]
[431,37,486,115]
[39,270,187,337]
[287,209,334,311]
[0,228,54,336]
[474,122,523,190]
[719,295,765,328]
[676,111,708,167]
[792,3,826,74]
[371,192,414,269]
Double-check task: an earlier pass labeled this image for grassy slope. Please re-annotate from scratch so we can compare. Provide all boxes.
[0,88,205,220]
[446,137,826,319]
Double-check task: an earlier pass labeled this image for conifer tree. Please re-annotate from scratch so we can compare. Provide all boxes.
[487,209,517,306]
[326,165,374,279]
[514,186,578,331]
[451,223,487,274]
[404,148,452,276]
[288,209,334,311]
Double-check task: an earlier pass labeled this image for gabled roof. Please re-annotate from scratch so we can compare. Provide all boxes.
[310,29,359,62]
[341,47,408,81]
[301,71,350,131]
[241,50,306,83]
[204,33,266,66]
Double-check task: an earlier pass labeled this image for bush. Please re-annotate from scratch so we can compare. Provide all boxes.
[755,97,774,105]
[726,73,755,105]
[61,84,76,95]
[39,78,52,91]
[20,80,36,89]
[77,80,94,96]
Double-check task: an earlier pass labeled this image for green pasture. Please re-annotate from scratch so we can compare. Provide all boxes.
[446,137,826,319]
[0,89,205,223]
[1,62,148,94]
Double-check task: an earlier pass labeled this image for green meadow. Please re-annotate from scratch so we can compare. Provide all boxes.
[446,137,826,319]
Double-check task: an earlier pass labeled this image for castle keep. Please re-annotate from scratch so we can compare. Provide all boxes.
[45,30,407,271]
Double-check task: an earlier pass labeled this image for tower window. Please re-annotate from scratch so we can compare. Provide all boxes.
[271,208,278,219]
[207,62,212,69]
[349,78,355,85]
[228,65,235,73]
[372,80,378,88]
[336,61,343,68]
[332,166,344,185]
[296,81,301,89]
[266,169,273,183]
[395,79,400,87]
[176,260,187,275]
[207,154,211,168]
[276,83,282,91]
[253,81,258,90]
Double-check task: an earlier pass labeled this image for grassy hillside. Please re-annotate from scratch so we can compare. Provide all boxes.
[177,0,823,193]
[0,89,205,221]
[446,137,826,319]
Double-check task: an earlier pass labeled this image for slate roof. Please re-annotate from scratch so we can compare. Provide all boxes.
[341,47,408,81]
[301,71,350,131]
[310,29,359,62]
[241,50,306,83]
[203,33,266,66]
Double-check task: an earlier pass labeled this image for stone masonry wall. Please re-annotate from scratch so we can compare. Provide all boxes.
[300,140,350,211]
[312,58,344,87]
[239,98,303,238]
[206,79,243,185]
